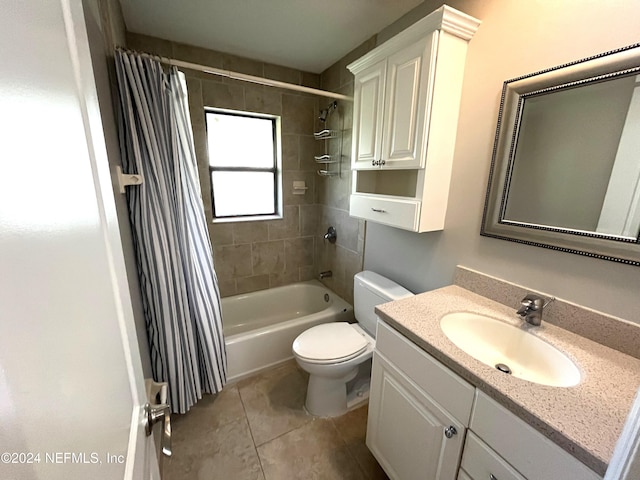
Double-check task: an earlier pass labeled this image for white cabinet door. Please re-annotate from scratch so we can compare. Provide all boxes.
[352,60,387,170]
[367,353,465,480]
[382,34,436,169]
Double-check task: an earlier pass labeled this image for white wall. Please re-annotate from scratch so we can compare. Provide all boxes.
[364,0,640,323]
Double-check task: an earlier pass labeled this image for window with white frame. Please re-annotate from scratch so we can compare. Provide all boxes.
[205,109,282,220]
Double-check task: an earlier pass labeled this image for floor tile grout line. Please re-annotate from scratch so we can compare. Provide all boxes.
[236,384,267,480]
[174,386,247,433]
[252,414,317,449]
[326,416,370,479]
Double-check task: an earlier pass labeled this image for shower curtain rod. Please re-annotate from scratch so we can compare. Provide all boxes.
[144,52,353,101]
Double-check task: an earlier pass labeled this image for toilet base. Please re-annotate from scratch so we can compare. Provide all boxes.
[305,366,359,417]
[346,361,371,410]
[303,358,373,417]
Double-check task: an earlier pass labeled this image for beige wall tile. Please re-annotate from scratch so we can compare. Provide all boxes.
[185,77,204,124]
[282,94,315,135]
[202,80,245,110]
[252,241,285,275]
[320,206,359,253]
[233,222,269,244]
[301,72,321,89]
[299,135,322,172]
[217,279,237,298]
[339,247,363,304]
[281,134,299,171]
[214,244,253,278]
[318,171,350,210]
[299,266,317,282]
[236,275,270,295]
[283,171,315,205]
[269,270,300,288]
[285,237,314,270]
[320,62,341,92]
[264,63,301,85]
[172,41,223,69]
[209,222,233,245]
[337,81,355,99]
[222,53,264,77]
[244,86,282,116]
[268,205,299,240]
[299,205,318,236]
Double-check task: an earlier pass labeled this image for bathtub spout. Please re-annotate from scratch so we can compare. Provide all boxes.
[319,271,332,279]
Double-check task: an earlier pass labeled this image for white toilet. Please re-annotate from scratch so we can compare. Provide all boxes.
[292,271,413,417]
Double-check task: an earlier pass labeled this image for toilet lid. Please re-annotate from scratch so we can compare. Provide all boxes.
[293,323,369,363]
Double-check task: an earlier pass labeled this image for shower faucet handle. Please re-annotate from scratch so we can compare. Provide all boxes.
[323,226,337,244]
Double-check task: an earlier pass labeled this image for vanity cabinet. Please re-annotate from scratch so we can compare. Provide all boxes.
[369,321,603,480]
[368,354,464,480]
[368,321,474,480]
[460,432,526,480]
[465,392,601,480]
[347,6,480,232]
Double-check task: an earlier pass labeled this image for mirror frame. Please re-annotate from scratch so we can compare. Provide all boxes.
[481,43,640,267]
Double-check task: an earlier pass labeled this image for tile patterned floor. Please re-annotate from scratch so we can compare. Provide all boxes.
[164,360,389,480]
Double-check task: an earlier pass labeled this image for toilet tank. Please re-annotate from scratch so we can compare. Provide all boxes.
[354,271,413,337]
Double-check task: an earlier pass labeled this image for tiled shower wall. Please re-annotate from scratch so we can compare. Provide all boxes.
[127,33,327,297]
[314,40,378,303]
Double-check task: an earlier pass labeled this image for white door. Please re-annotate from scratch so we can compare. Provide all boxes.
[366,353,465,480]
[0,1,157,479]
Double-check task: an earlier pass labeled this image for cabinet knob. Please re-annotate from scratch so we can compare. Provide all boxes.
[380,160,386,166]
[444,425,457,438]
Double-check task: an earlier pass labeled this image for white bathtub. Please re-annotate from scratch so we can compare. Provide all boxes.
[222,280,354,382]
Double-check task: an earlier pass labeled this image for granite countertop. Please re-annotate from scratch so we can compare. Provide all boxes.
[375,285,640,476]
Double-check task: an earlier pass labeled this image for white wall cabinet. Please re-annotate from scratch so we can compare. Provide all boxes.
[369,321,603,480]
[347,6,480,232]
[352,60,386,170]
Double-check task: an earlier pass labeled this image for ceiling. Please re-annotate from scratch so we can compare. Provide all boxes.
[119,0,425,73]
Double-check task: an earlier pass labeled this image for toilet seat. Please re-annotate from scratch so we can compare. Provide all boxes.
[293,322,370,364]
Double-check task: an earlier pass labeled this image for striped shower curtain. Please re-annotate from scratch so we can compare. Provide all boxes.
[115,50,226,413]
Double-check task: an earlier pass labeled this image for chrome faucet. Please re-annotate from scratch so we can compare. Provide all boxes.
[516,294,555,326]
[319,270,333,279]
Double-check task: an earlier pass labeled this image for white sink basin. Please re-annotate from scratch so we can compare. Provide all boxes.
[440,312,581,387]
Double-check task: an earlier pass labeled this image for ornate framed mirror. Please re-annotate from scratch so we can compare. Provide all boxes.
[481,44,640,266]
